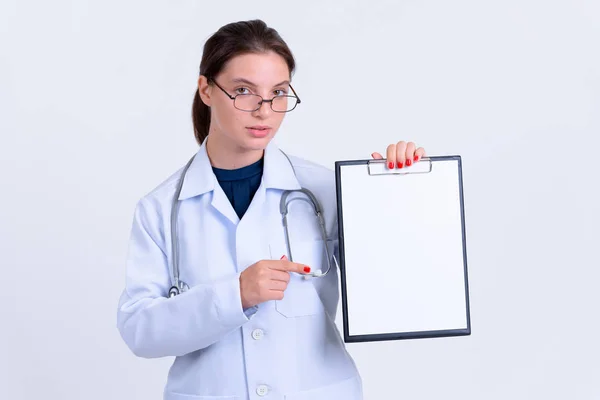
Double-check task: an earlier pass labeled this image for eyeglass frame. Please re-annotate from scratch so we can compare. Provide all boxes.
[208,78,302,113]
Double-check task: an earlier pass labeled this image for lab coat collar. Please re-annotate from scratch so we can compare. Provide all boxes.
[178,139,301,201]
[262,140,302,191]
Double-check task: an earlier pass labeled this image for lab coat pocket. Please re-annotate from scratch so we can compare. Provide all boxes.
[284,375,363,399]
[166,392,239,399]
[270,239,326,318]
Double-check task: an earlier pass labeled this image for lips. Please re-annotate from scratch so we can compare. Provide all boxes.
[247,125,270,130]
[246,126,272,138]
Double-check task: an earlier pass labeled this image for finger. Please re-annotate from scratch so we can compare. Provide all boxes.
[270,269,291,283]
[371,152,383,159]
[267,289,285,301]
[404,142,416,167]
[395,141,407,169]
[386,144,396,169]
[267,279,287,291]
[270,260,311,274]
[414,147,426,162]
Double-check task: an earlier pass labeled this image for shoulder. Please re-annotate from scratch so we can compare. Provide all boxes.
[133,163,186,219]
[283,153,339,236]
[285,154,335,190]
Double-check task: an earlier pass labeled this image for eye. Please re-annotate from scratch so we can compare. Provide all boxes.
[273,89,288,96]
[235,87,251,95]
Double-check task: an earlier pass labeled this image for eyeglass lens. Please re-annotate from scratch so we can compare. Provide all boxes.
[234,94,298,112]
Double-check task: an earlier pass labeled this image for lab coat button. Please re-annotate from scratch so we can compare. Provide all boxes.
[251,329,264,340]
[256,384,269,396]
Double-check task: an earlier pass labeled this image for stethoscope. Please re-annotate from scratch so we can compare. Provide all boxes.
[168,150,334,297]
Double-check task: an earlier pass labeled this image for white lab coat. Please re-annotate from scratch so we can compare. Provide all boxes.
[117,140,363,399]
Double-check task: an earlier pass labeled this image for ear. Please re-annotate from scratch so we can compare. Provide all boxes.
[198,75,212,107]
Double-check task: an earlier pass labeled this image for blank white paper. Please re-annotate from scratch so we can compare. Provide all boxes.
[338,159,468,337]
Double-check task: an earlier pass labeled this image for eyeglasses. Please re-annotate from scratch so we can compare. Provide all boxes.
[209,78,301,113]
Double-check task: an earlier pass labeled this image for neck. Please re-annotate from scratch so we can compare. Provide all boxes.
[205,134,264,170]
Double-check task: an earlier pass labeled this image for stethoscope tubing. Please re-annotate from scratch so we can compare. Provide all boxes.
[168,150,332,297]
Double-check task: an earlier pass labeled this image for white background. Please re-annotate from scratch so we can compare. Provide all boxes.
[1,1,599,399]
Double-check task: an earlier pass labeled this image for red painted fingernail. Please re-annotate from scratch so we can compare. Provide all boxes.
[397,162,403,169]
[304,266,311,273]
[406,159,412,166]
[414,155,419,162]
[388,162,394,169]
[280,255,287,260]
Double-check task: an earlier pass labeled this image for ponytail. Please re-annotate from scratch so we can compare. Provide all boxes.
[192,88,211,145]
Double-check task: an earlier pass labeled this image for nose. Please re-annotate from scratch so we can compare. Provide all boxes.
[252,100,273,119]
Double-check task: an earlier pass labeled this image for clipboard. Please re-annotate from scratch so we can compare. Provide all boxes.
[334,156,471,343]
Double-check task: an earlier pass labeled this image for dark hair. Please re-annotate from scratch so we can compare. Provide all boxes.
[192,20,296,145]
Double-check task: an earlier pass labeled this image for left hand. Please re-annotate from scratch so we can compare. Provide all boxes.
[371,141,427,169]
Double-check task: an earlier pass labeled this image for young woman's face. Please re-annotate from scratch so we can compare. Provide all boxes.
[200,51,292,152]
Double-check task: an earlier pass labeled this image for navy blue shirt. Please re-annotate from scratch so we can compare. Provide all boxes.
[212,157,264,219]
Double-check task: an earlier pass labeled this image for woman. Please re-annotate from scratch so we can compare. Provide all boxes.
[117,19,426,400]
